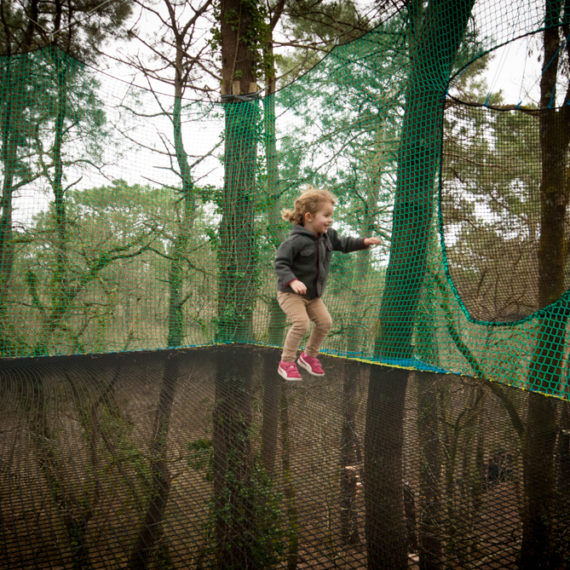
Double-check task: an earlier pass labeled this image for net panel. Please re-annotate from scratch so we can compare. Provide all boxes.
[1,348,566,568]
[0,1,568,397]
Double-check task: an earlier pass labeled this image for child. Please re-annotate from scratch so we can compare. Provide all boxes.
[274,187,380,381]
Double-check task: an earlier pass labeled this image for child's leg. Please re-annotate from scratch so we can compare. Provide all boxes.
[304,298,332,357]
[277,292,310,362]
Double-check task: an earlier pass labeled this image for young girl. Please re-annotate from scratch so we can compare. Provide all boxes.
[274,187,380,381]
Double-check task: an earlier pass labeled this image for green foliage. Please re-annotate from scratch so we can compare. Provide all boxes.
[5,178,220,356]
[0,1,133,60]
[213,0,269,82]
[278,0,373,82]
[187,435,285,567]
[187,438,214,478]
[210,455,285,569]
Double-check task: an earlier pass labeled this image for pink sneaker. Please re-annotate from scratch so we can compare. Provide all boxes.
[278,361,302,381]
[298,352,325,376]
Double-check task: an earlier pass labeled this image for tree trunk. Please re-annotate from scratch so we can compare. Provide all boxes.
[521,392,558,568]
[36,48,73,354]
[280,383,299,569]
[416,373,443,568]
[340,361,362,545]
[217,96,258,342]
[214,2,261,566]
[213,346,254,568]
[365,1,474,566]
[365,366,409,568]
[167,58,196,348]
[218,0,259,343]
[414,270,444,567]
[0,73,16,347]
[0,7,42,353]
[520,2,570,566]
[137,76,196,563]
[261,349,281,475]
[128,355,181,569]
[261,21,286,474]
[555,401,570,560]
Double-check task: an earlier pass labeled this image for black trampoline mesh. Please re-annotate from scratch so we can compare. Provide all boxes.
[1,347,567,568]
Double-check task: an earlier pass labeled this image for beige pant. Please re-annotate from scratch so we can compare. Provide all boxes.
[277,291,332,362]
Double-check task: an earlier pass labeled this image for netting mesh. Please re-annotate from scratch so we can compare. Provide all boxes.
[1,348,565,569]
[2,0,570,567]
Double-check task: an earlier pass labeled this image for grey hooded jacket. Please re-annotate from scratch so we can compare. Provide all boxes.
[274,225,366,299]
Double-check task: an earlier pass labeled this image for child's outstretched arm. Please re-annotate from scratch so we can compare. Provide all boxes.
[327,228,380,252]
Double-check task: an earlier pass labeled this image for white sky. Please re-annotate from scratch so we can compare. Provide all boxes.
[484,36,542,105]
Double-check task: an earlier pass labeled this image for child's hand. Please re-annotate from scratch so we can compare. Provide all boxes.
[364,237,381,247]
[290,279,307,295]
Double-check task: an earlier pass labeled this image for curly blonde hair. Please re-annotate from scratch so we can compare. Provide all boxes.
[282,186,337,225]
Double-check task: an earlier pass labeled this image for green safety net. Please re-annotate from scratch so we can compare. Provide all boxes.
[0,0,568,402]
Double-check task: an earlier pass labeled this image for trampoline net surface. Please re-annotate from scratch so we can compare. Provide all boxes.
[1,347,569,568]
